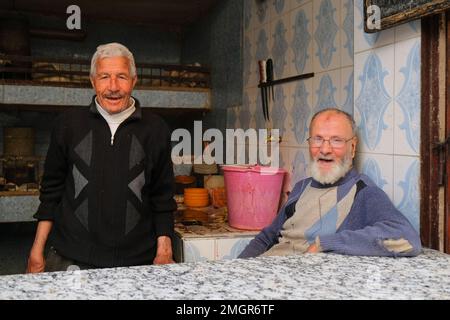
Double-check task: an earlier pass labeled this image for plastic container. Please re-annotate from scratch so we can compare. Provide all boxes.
[222,165,286,230]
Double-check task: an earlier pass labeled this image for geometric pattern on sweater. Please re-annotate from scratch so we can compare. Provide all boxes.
[74,198,89,231]
[72,165,88,199]
[263,180,357,256]
[74,131,92,166]
[129,134,145,170]
[128,171,145,203]
[125,201,140,235]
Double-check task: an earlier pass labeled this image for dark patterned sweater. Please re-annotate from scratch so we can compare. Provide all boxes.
[34,97,176,267]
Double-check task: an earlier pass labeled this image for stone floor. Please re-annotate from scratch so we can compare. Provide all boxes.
[0,222,36,275]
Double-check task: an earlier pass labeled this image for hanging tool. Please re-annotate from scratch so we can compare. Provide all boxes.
[265,58,274,122]
[258,60,268,122]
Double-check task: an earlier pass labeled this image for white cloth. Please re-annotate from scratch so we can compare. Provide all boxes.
[95,98,136,145]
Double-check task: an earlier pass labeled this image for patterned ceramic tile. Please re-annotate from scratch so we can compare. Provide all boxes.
[356,153,393,199]
[183,239,215,262]
[289,147,310,188]
[394,38,421,156]
[313,0,340,72]
[393,156,420,232]
[291,0,311,10]
[313,69,341,113]
[353,0,394,54]
[341,0,354,67]
[271,84,289,139]
[395,19,421,42]
[271,18,290,79]
[356,152,393,200]
[290,78,313,148]
[254,0,270,28]
[290,2,313,75]
[246,87,258,129]
[354,46,394,154]
[341,67,354,115]
[270,0,289,22]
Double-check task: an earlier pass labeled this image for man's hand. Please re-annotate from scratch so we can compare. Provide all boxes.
[306,243,319,253]
[153,236,175,265]
[26,246,45,273]
[26,220,53,273]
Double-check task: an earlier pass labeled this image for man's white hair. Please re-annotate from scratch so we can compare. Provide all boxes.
[90,42,136,77]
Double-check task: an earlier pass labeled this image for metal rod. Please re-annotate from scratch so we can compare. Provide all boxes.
[258,72,314,88]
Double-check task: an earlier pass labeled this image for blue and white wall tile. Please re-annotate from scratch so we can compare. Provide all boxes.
[356,153,393,201]
[354,46,394,154]
[395,20,421,43]
[270,0,290,22]
[290,1,314,75]
[292,0,311,10]
[289,147,310,188]
[353,0,421,233]
[253,0,270,30]
[243,0,354,195]
[271,84,289,141]
[313,0,341,72]
[353,0,394,54]
[341,67,354,115]
[270,17,291,79]
[394,156,420,233]
[394,38,421,156]
[240,90,253,130]
[340,0,354,67]
[313,69,341,113]
[288,78,313,148]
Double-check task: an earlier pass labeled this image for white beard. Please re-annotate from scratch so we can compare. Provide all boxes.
[310,153,353,185]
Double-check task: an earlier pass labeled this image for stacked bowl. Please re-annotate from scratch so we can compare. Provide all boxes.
[184,188,209,208]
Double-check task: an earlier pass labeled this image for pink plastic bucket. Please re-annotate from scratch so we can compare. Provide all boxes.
[222,165,286,230]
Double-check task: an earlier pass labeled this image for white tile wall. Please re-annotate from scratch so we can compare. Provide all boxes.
[393,156,420,232]
[239,0,421,234]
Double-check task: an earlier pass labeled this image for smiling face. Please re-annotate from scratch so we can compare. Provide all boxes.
[309,111,357,184]
[90,56,137,114]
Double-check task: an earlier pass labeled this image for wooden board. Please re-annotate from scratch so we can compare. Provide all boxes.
[0,190,39,196]
[364,0,450,32]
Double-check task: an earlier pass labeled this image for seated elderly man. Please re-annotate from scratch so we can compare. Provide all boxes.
[239,108,422,258]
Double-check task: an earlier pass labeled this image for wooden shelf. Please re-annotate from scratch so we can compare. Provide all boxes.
[0,190,39,196]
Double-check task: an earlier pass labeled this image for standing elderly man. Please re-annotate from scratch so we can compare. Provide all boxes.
[27,43,176,272]
[239,108,422,258]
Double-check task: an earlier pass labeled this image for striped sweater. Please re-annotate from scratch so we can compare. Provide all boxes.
[238,168,422,258]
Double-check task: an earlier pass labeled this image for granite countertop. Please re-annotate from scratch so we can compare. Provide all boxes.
[1,249,449,300]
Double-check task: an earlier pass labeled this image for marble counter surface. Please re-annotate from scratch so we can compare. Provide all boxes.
[1,249,449,300]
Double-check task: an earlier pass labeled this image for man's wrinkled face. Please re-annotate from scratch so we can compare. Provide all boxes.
[91,56,137,114]
[308,111,357,184]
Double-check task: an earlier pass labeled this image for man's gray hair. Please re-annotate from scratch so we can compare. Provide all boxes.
[310,108,356,135]
[90,42,137,78]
